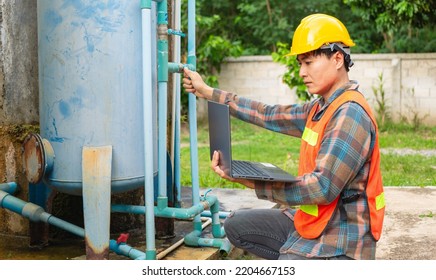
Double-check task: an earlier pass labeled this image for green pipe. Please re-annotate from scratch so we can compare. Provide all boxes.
[111,195,217,220]
[168,29,185,37]
[184,230,231,255]
[141,0,151,9]
[167,62,184,74]
[167,63,195,74]
[206,192,226,237]
[201,210,230,219]
[198,237,231,255]
[157,0,168,82]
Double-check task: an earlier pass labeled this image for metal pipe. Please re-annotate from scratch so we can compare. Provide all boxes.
[141,0,157,260]
[0,182,18,194]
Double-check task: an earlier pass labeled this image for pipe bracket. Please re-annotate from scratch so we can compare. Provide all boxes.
[168,29,185,37]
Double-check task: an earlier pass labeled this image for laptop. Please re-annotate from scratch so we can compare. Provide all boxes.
[207,101,299,182]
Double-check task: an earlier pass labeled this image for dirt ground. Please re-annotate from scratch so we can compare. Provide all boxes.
[375,187,436,260]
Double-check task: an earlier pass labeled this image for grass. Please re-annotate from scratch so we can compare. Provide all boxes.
[378,122,436,150]
[180,118,436,188]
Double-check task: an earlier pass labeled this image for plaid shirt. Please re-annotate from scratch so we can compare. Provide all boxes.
[212,81,378,260]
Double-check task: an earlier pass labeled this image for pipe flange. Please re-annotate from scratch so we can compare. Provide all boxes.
[22,133,54,183]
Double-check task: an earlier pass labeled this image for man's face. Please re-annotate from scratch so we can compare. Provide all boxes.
[296,52,339,98]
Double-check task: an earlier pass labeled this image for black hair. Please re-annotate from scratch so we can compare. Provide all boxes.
[312,48,352,72]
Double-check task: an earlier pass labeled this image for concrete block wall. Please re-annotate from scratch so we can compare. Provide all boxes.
[218,56,298,106]
[216,53,436,126]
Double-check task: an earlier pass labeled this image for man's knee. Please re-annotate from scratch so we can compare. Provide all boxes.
[223,210,238,239]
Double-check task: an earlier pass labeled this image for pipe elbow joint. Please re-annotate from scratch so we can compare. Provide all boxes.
[212,224,226,238]
[219,239,232,255]
[0,182,18,194]
[184,230,201,247]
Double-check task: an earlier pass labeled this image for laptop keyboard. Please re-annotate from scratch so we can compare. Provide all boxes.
[232,160,270,177]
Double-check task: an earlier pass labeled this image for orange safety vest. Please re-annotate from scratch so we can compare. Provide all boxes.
[294,90,385,240]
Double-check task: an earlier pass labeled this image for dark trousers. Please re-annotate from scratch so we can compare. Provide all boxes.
[223,208,353,260]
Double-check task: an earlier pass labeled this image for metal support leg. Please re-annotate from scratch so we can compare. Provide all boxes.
[28,182,53,248]
[82,146,112,260]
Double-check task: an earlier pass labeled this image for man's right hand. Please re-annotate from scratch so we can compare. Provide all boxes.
[182,68,214,100]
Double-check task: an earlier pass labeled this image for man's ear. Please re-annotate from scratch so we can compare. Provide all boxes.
[334,51,345,70]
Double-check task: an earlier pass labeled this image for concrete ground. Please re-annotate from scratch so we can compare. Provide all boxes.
[191,186,436,260]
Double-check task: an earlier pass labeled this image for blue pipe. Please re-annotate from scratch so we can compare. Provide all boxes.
[1,187,228,259]
[110,240,145,260]
[173,0,182,208]
[112,195,217,219]
[0,189,84,235]
[1,189,149,260]
[141,0,157,260]
[187,0,202,233]
[0,182,17,194]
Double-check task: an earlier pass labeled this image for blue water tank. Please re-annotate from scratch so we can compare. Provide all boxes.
[36,1,157,195]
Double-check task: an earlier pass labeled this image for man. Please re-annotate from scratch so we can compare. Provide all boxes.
[183,14,385,260]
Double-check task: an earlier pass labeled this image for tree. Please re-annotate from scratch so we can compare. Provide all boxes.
[344,0,436,52]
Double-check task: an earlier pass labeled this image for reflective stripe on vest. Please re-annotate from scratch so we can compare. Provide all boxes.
[301,127,318,147]
[376,192,386,210]
[295,90,385,240]
[300,204,318,216]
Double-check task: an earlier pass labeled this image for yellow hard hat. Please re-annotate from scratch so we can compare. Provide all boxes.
[289,14,355,56]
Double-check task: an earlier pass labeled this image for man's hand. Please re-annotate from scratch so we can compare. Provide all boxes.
[211,151,256,189]
[182,68,214,99]
[211,150,234,181]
